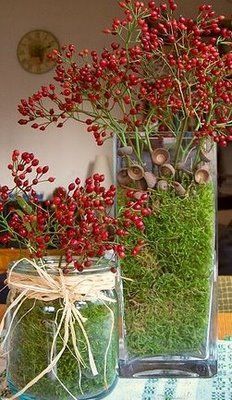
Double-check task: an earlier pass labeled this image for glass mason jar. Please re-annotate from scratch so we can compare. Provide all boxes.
[6,257,119,400]
[116,135,217,378]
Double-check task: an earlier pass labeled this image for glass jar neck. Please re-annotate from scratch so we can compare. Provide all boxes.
[8,256,114,276]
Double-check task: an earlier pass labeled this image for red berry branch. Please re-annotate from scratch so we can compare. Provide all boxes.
[18,1,232,167]
[0,151,150,270]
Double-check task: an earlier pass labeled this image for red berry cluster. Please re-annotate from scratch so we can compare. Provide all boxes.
[0,150,55,250]
[18,1,232,152]
[0,153,150,270]
[0,150,55,203]
[45,174,150,269]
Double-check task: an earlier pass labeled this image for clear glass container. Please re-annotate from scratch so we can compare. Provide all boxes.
[116,135,217,378]
[6,257,119,399]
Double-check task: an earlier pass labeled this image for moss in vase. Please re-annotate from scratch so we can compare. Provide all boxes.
[7,296,118,400]
[120,184,215,356]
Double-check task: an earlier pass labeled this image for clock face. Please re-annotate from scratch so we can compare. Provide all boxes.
[17,30,60,74]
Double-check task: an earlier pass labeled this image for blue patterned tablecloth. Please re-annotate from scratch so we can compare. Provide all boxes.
[105,340,232,400]
[1,340,231,400]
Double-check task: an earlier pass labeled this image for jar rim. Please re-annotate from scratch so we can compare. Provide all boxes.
[8,256,115,276]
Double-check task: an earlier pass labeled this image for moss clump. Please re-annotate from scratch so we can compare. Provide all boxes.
[8,295,118,400]
[121,184,215,357]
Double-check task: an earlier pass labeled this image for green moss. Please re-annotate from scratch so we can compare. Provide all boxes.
[121,184,215,356]
[8,296,118,400]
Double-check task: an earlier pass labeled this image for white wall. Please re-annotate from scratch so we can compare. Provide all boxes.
[0,0,231,196]
[0,0,120,196]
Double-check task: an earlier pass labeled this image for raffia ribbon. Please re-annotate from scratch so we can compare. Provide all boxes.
[0,258,117,400]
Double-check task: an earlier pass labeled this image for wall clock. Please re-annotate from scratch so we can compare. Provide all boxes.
[17,30,60,74]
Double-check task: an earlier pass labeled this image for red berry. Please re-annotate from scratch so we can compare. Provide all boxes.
[18,119,28,125]
[68,183,75,191]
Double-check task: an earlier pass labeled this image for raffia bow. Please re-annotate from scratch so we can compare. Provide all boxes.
[0,258,117,400]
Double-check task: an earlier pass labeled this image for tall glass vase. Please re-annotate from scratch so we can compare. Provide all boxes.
[116,135,217,378]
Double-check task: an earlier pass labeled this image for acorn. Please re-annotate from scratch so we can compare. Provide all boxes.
[160,163,175,178]
[151,148,170,166]
[117,146,133,157]
[199,149,211,163]
[157,180,169,191]
[173,182,186,197]
[144,172,157,189]
[127,165,145,181]
[194,166,210,184]
[117,168,132,186]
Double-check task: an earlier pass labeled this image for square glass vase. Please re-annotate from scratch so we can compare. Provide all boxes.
[115,135,217,378]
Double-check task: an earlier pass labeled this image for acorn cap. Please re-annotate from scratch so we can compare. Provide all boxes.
[160,163,175,178]
[157,180,169,191]
[117,146,133,157]
[173,181,186,197]
[151,148,170,166]
[194,166,210,184]
[117,168,132,186]
[127,165,145,181]
[144,172,157,188]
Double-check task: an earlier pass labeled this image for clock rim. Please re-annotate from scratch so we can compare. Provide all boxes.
[17,29,60,74]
